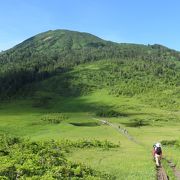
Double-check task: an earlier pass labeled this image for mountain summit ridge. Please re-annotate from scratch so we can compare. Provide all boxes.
[1,29,179,54]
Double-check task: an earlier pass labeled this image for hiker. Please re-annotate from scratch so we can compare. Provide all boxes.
[152,142,162,167]
[124,129,128,134]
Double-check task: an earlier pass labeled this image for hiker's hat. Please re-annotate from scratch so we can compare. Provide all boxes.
[156,142,161,147]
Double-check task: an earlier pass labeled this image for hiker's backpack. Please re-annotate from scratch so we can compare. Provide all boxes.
[156,147,162,155]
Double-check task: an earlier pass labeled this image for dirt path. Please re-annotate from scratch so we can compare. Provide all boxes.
[92,118,171,179]
[157,166,169,180]
[166,159,180,179]
[93,118,142,145]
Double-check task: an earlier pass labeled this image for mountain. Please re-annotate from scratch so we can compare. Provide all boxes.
[0,29,179,109]
[1,29,180,67]
[0,30,180,179]
[8,29,108,53]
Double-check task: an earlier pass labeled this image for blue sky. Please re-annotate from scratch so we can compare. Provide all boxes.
[0,0,180,51]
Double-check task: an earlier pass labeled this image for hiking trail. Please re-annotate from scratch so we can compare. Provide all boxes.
[157,165,169,180]
[166,159,180,179]
[92,117,174,180]
[93,118,142,145]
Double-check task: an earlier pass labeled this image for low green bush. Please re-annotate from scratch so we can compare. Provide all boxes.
[0,135,115,179]
[161,140,178,146]
[59,139,120,149]
[41,113,68,124]
[122,119,149,127]
[70,122,100,127]
[96,109,126,117]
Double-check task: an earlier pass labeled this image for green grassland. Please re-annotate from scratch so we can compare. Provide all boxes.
[0,62,179,179]
[0,91,156,179]
[0,30,180,179]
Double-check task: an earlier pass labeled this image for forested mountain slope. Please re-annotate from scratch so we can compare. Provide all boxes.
[0,29,179,106]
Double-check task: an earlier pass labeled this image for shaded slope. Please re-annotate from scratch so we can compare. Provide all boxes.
[23,59,179,111]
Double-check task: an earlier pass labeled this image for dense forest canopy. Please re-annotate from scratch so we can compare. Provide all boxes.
[0,29,179,101]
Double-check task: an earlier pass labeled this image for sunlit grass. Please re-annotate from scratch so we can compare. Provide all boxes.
[0,89,179,179]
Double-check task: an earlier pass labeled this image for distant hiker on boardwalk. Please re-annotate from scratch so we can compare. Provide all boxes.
[152,142,162,167]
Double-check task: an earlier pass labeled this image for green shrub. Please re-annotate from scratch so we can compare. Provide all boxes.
[41,113,68,124]
[96,109,126,117]
[0,135,115,179]
[122,119,149,127]
[70,122,100,127]
[59,139,120,150]
[161,140,178,146]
